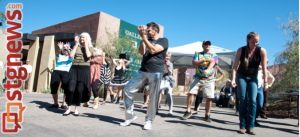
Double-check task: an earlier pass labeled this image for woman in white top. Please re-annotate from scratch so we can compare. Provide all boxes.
[49,42,74,109]
[254,59,275,126]
[109,58,130,104]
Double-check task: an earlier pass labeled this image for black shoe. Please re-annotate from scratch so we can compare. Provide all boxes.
[60,105,67,109]
[192,112,198,115]
[159,104,161,108]
[73,113,80,116]
[49,104,59,108]
[110,95,115,103]
[181,111,192,120]
[115,97,120,104]
[254,120,261,126]
[204,114,212,122]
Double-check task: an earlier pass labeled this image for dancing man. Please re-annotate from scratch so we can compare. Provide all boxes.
[120,22,168,130]
[181,40,217,122]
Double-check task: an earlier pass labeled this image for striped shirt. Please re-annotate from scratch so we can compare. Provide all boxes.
[193,52,218,81]
[90,56,102,86]
[54,55,74,72]
[99,64,111,84]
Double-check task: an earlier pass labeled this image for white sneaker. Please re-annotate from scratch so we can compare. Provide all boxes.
[143,120,152,130]
[120,116,138,127]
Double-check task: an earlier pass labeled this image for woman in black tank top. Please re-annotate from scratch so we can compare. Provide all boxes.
[231,32,268,135]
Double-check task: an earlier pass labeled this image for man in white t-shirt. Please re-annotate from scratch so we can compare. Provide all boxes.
[22,59,32,92]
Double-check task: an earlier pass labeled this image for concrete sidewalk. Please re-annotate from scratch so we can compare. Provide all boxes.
[0,93,298,137]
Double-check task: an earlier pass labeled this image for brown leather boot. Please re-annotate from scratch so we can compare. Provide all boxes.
[93,97,100,109]
[238,129,246,134]
[260,114,268,119]
[247,129,255,135]
[82,102,89,107]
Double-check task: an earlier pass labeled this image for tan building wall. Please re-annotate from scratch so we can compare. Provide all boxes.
[96,12,120,46]
[36,36,55,91]
[26,37,40,92]
[0,29,8,85]
[32,12,101,43]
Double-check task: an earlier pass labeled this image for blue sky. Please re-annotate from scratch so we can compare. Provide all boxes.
[1,0,299,65]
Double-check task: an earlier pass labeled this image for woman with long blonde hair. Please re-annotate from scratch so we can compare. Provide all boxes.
[231,32,268,135]
[63,32,94,116]
[109,58,130,104]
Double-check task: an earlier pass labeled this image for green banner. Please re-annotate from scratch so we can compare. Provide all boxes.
[119,20,142,78]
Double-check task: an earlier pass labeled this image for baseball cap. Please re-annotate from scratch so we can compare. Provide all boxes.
[203,40,211,45]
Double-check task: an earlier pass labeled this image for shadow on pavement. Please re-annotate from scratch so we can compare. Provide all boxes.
[30,101,65,114]
[30,100,144,128]
[81,112,144,128]
[165,120,238,133]
[258,120,298,127]
[209,109,238,117]
[258,125,299,135]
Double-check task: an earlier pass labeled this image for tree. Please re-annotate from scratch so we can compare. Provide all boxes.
[95,28,143,79]
[270,13,299,93]
[0,0,6,26]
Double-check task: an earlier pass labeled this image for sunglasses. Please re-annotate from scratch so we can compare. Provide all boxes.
[146,29,153,32]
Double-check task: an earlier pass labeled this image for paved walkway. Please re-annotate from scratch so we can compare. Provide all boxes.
[0,93,298,136]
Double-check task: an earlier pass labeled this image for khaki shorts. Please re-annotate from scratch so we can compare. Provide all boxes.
[188,78,215,98]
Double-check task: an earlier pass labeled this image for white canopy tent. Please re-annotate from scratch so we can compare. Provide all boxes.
[169,41,236,73]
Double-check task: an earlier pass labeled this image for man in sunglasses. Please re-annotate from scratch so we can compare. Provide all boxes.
[181,40,218,122]
[120,22,168,130]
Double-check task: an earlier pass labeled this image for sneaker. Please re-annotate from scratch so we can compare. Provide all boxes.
[192,111,198,115]
[204,114,212,122]
[49,104,59,108]
[159,104,161,108]
[181,111,193,120]
[120,116,138,127]
[168,113,172,116]
[102,102,106,105]
[143,120,152,130]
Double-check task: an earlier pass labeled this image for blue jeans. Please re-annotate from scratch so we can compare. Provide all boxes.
[247,86,264,119]
[236,73,258,129]
[256,86,264,118]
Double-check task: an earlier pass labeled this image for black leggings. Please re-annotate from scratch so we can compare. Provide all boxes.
[92,80,109,101]
[103,84,109,101]
[92,80,101,98]
[67,79,85,106]
[194,90,203,111]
